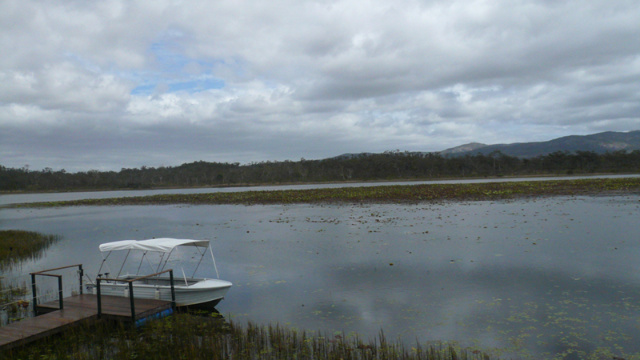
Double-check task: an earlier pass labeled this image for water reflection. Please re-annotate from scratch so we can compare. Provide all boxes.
[1,196,640,358]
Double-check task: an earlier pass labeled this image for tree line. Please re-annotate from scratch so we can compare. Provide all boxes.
[2,150,640,192]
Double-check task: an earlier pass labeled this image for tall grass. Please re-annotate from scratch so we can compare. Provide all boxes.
[0,230,59,325]
[0,230,59,271]
[2,313,493,359]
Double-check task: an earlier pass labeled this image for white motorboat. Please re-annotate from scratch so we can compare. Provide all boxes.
[86,238,232,307]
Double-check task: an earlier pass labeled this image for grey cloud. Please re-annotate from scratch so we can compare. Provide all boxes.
[1,0,639,171]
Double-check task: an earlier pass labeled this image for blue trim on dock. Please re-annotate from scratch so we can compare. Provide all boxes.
[135,307,174,327]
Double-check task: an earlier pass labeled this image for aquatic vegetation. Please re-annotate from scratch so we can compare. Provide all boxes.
[0,230,59,325]
[0,279,30,326]
[0,230,59,271]
[12,177,640,207]
[2,313,493,359]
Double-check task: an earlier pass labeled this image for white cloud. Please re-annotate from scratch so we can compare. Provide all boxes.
[1,0,639,171]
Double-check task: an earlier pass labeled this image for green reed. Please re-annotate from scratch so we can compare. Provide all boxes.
[0,230,60,325]
[0,230,59,271]
[2,313,493,359]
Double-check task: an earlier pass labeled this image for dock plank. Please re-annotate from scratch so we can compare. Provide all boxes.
[0,294,172,351]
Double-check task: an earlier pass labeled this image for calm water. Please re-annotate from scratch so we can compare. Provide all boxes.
[1,195,640,358]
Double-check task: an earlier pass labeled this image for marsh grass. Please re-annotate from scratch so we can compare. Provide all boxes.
[0,230,59,325]
[2,313,492,359]
[15,177,640,207]
[0,279,30,326]
[0,230,59,271]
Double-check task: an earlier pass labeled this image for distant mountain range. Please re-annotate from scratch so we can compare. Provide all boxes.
[439,130,640,158]
[334,131,640,160]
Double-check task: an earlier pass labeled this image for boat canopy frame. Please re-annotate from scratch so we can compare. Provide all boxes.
[97,238,220,281]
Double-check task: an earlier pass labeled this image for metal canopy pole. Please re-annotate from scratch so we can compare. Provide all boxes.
[97,251,112,276]
[191,246,207,278]
[116,250,131,279]
[155,253,166,273]
[159,249,175,273]
[136,251,147,275]
[209,246,220,279]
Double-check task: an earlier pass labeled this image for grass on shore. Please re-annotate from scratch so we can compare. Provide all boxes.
[12,177,640,207]
[2,313,492,360]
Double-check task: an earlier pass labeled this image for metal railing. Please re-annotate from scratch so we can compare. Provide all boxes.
[29,264,83,316]
[96,269,176,322]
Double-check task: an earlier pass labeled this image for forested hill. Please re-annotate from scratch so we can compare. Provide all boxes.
[440,130,640,157]
[2,150,640,192]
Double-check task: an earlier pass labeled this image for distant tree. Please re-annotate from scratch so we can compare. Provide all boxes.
[3,150,640,192]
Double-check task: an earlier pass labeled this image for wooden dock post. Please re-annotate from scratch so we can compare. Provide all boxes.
[128,281,136,321]
[30,273,37,317]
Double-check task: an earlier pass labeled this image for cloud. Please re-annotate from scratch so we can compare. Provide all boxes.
[1,0,639,171]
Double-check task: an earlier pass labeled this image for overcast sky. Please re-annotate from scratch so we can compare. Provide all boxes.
[2,0,639,172]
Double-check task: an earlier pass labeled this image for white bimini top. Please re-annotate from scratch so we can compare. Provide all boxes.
[99,238,209,253]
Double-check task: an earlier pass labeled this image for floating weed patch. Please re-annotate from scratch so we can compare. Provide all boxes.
[13,178,640,207]
[3,314,494,359]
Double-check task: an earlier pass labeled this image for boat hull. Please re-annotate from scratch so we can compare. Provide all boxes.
[87,277,232,307]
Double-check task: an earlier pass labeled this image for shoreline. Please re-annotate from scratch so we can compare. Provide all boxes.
[3,172,639,196]
[10,177,640,207]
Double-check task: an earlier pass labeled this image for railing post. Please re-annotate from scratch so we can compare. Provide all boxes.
[79,265,84,295]
[129,281,136,322]
[97,278,102,319]
[58,276,64,310]
[29,264,86,316]
[31,273,38,317]
[169,270,176,311]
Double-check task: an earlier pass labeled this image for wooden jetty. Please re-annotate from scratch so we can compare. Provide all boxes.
[0,265,176,351]
[0,294,172,350]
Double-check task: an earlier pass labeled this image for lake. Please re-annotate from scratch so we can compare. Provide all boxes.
[1,187,640,358]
